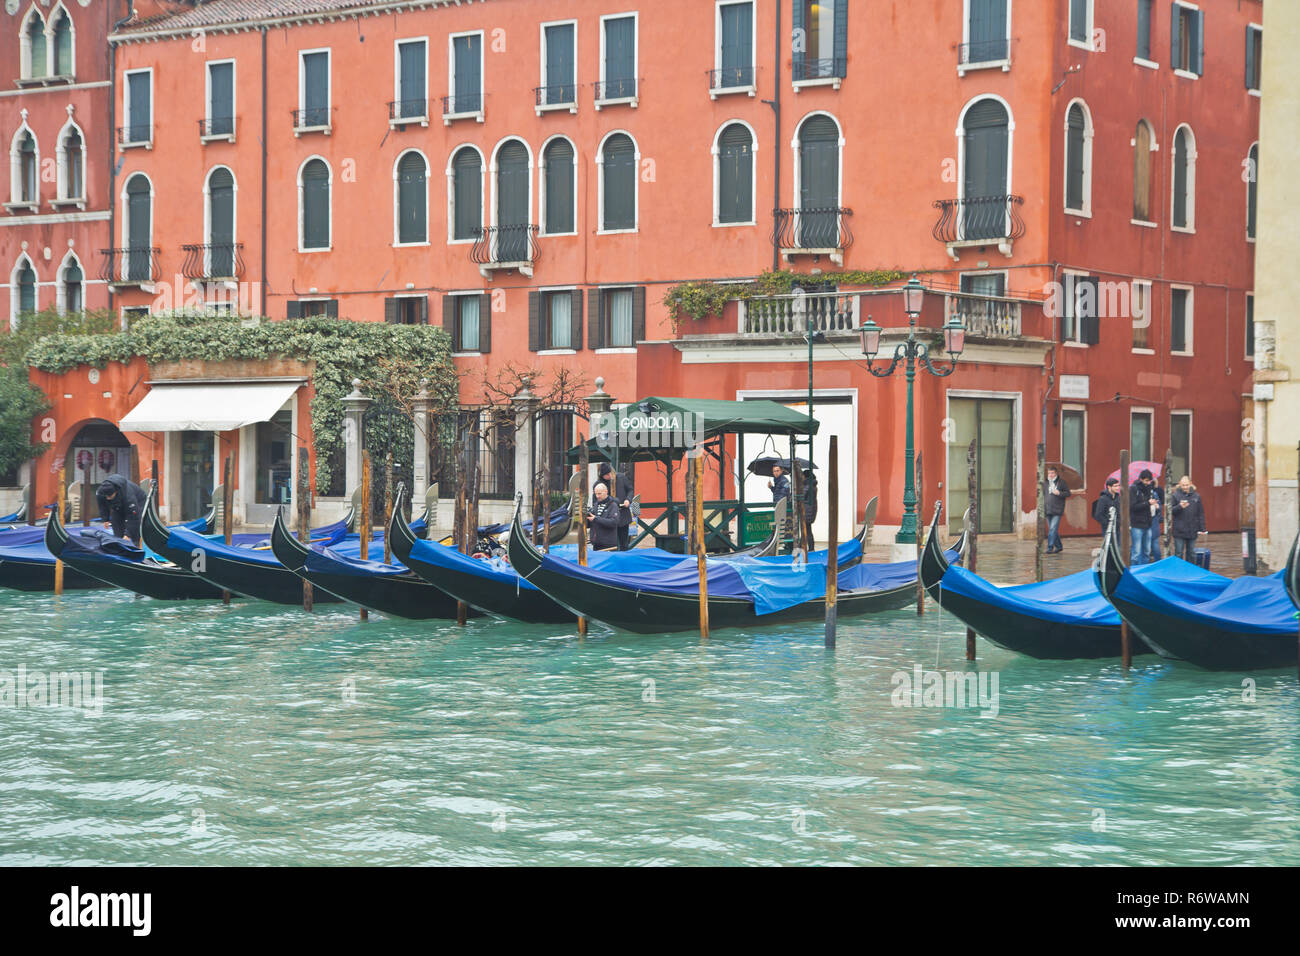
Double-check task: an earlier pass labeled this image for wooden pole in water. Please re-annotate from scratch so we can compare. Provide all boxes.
[453,431,468,626]
[81,463,91,527]
[540,455,551,554]
[54,465,65,595]
[221,454,233,605]
[1119,449,1131,669]
[966,438,979,660]
[1163,446,1174,558]
[791,453,805,554]
[384,451,394,565]
[577,435,589,637]
[693,452,710,641]
[824,436,838,647]
[359,450,371,622]
[298,446,313,612]
[1120,449,1132,564]
[915,451,924,615]
[1035,443,1045,582]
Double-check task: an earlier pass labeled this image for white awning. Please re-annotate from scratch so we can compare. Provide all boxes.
[119,381,300,432]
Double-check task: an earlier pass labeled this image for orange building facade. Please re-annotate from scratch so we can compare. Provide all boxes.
[12,0,1263,543]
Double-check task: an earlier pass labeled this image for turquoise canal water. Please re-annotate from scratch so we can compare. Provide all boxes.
[1,586,1297,866]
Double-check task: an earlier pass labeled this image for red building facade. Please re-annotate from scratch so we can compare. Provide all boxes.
[19,0,1262,540]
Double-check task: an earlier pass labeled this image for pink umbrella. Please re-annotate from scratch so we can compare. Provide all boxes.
[1107,461,1164,485]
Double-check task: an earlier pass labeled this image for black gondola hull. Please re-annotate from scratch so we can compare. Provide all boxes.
[398,550,574,623]
[58,555,223,600]
[1109,595,1297,670]
[0,557,106,592]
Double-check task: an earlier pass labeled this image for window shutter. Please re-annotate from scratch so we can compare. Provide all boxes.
[1246,28,1256,89]
[1170,3,1182,70]
[442,295,456,347]
[1194,10,1204,75]
[570,290,583,349]
[384,298,399,324]
[632,286,646,342]
[833,0,848,77]
[418,295,429,325]
[528,292,540,351]
[1081,277,1101,345]
[326,300,339,318]
[478,293,492,352]
[588,289,603,349]
[791,0,805,79]
[1066,107,1086,211]
[1137,0,1151,59]
[287,301,302,319]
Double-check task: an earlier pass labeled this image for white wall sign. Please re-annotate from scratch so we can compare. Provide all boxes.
[1059,375,1090,400]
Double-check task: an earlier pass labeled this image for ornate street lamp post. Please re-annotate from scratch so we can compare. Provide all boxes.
[859,276,966,543]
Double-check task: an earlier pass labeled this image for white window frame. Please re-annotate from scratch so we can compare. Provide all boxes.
[203,165,239,276]
[538,19,579,115]
[600,285,639,350]
[488,136,535,247]
[1129,407,1155,463]
[7,119,40,210]
[1246,141,1258,243]
[8,254,39,326]
[1060,269,1088,346]
[118,171,154,284]
[49,2,76,80]
[18,7,47,82]
[954,95,1017,255]
[446,30,486,124]
[445,143,486,245]
[1245,292,1255,362]
[120,305,150,330]
[713,0,758,97]
[296,155,332,253]
[1247,23,1263,96]
[1130,119,1159,227]
[712,119,759,228]
[122,68,154,148]
[595,129,640,235]
[1170,123,1196,233]
[1131,279,1154,354]
[789,110,846,259]
[958,0,1013,75]
[1169,410,1193,480]
[1060,405,1087,486]
[449,291,483,355]
[1172,1,1201,80]
[538,286,579,354]
[597,11,639,109]
[392,37,430,127]
[296,48,332,135]
[1067,0,1095,51]
[1169,284,1194,356]
[1063,97,1093,217]
[392,148,431,248]
[538,134,579,237]
[55,250,85,316]
[1134,0,1159,69]
[791,0,844,91]
[203,58,237,143]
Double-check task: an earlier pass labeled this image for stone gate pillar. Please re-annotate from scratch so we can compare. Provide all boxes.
[341,379,371,496]
[511,377,538,502]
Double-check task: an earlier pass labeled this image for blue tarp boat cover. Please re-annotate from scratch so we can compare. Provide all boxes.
[1114,559,1298,634]
[938,566,1122,626]
[0,517,208,566]
[168,518,349,567]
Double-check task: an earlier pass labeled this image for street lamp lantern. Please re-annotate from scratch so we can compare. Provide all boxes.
[902,275,925,318]
[858,315,882,362]
[943,316,966,361]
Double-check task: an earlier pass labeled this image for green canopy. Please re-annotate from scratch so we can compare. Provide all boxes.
[565,396,817,464]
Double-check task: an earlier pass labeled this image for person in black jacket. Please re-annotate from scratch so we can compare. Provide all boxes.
[96,474,147,545]
[801,468,818,551]
[1091,477,1120,538]
[1169,475,1206,561]
[767,463,790,504]
[1128,469,1161,565]
[587,483,627,551]
[596,462,634,551]
[1043,467,1071,553]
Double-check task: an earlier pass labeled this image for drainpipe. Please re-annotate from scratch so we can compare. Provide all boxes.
[261,26,268,319]
[762,0,782,273]
[107,1,135,318]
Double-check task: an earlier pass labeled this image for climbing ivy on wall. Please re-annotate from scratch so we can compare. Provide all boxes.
[25,311,459,495]
[663,269,910,325]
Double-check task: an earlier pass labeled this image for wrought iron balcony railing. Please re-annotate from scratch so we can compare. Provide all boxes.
[709,65,755,91]
[534,84,577,108]
[117,124,152,146]
[958,38,1010,65]
[198,116,235,138]
[944,292,1022,339]
[470,224,539,271]
[99,246,160,285]
[739,291,859,338]
[594,77,637,102]
[792,57,846,82]
[181,242,245,280]
[442,92,483,117]
[292,107,331,131]
[389,98,428,122]
[772,207,854,253]
[932,195,1026,244]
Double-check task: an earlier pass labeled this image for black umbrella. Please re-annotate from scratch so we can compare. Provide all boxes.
[747,456,816,478]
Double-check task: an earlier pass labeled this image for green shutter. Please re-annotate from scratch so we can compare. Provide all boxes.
[1137,1,1151,60]
[1070,0,1088,43]
[587,289,603,349]
[1172,130,1188,228]
[479,293,492,353]
[1066,106,1086,210]
[302,159,330,249]
[570,290,584,349]
[442,294,456,345]
[528,292,541,351]
[602,134,636,230]
[398,152,427,244]
[544,139,575,234]
[452,148,481,240]
[1193,10,1204,75]
[384,299,399,324]
[791,0,806,79]
[832,0,848,76]
[326,300,339,319]
[718,124,754,224]
[633,287,646,342]
[287,301,302,319]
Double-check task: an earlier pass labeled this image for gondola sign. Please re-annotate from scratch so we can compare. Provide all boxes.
[594,410,706,454]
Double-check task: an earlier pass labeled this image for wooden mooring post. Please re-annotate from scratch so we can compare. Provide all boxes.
[1119,449,1131,669]
[297,446,313,613]
[81,463,91,527]
[383,452,394,566]
[1035,442,1045,582]
[359,450,371,621]
[54,466,65,595]
[966,438,979,661]
[824,436,838,648]
[577,436,589,637]
[915,452,924,616]
[221,455,234,605]
[692,452,709,641]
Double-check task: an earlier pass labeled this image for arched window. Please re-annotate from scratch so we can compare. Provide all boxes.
[542,138,575,235]
[300,158,330,250]
[61,256,83,314]
[450,146,482,241]
[15,130,38,204]
[716,122,754,225]
[1133,120,1154,223]
[1172,125,1195,230]
[207,167,236,276]
[1247,143,1258,241]
[396,151,427,245]
[961,98,1010,240]
[797,114,840,246]
[51,6,73,77]
[22,10,47,80]
[1064,101,1090,214]
[124,173,152,280]
[15,257,38,318]
[60,125,83,200]
[600,133,637,231]
[494,139,530,260]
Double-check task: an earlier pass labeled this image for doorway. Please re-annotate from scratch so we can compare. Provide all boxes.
[946,395,1017,534]
[180,431,214,521]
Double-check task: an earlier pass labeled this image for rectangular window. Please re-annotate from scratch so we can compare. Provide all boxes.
[960,272,1007,297]
[602,15,637,100]
[450,33,483,114]
[385,295,427,325]
[1137,0,1154,61]
[287,299,338,319]
[965,0,1008,65]
[255,408,293,505]
[717,2,755,88]
[1060,273,1099,345]
[125,70,152,143]
[541,22,576,105]
[122,306,150,328]
[1170,287,1191,354]
[608,288,635,347]
[1061,408,1086,477]
[207,61,234,136]
[1245,294,1255,360]
[1171,3,1204,76]
[1170,412,1192,480]
[457,295,480,351]
[1132,280,1152,350]
[1069,0,1091,45]
[1246,25,1262,91]
[396,39,427,118]
[1130,410,1153,463]
[547,291,572,349]
[300,50,330,127]
[793,0,847,80]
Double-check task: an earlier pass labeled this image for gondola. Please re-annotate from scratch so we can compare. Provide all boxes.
[141,491,350,605]
[920,507,1151,660]
[269,507,472,620]
[507,496,963,634]
[1098,517,1300,670]
[0,524,108,591]
[389,485,575,623]
[43,500,225,600]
